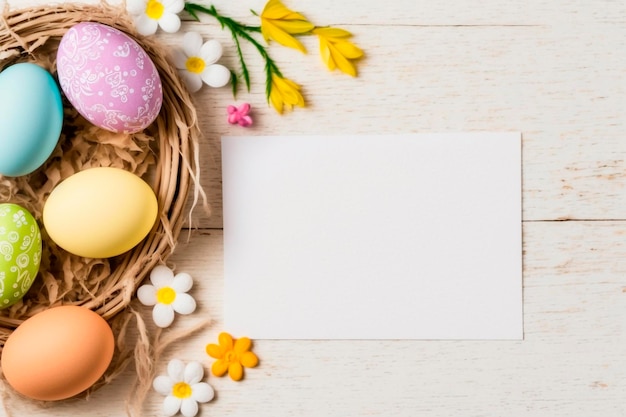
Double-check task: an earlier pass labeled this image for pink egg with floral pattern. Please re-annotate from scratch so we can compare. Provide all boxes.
[57,22,162,133]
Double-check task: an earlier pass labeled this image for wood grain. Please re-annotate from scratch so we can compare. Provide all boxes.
[3,0,626,416]
[8,223,626,417]
[166,19,626,226]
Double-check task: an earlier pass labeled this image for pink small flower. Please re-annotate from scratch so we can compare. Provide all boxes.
[227,103,252,127]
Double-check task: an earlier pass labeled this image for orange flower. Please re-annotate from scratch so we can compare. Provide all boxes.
[206,332,259,381]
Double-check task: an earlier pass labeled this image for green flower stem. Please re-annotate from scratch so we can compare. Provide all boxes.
[184,2,280,99]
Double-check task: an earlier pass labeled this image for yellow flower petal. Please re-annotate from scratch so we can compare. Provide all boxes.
[282,88,304,106]
[272,74,298,92]
[279,76,301,92]
[318,37,335,71]
[260,0,313,53]
[269,88,285,114]
[261,0,293,20]
[270,19,314,34]
[274,78,304,106]
[261,21,307,53]
[314,27,363,76]
[260,24,271,43]
[206,343,224,359]
[269,74,305,114]
[241,351,259,368]
[212,359,229,377]
[283,11,309,21]
[218,332,233,350]
[234,337,252,354]
[329,43,357,76]
[333,40,364,59]
[262,0,309,22]
[313,27,353,39]
[229,362,244,381]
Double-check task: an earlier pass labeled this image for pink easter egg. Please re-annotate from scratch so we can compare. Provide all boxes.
[56,22,163,133]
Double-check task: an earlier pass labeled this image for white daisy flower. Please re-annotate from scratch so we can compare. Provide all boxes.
[153,359,215,417]
[137,265,197,328]
[127,0,185,36]
[172,32,231,93]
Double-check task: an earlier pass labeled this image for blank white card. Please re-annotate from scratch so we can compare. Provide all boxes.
[222,133,522,340]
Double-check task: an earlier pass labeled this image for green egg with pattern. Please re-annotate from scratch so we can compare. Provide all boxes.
[0,203,42,308]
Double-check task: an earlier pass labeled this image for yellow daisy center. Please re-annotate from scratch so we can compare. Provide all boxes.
[145,0,165,20]
[172,382,192,399]
[186,57,206,74]
[156,287,176,304]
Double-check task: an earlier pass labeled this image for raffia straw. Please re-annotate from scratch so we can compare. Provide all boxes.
[0,0,209,407]
[124,311,211,417]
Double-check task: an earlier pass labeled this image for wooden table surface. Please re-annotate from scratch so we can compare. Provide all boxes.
[4,0,626,416]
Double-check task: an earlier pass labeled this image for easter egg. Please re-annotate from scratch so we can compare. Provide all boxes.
[0,204,42,308]
[0,63,63,176]
[43,167,158,258]
[56,22,163,133]
[1,305,115,401]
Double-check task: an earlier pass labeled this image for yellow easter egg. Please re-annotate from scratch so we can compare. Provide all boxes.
[43,167,158,258]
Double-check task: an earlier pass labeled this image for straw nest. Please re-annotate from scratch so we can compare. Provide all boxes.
[0,1,202,399]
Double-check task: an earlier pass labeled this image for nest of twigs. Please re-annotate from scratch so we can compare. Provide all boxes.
[0,1,201,401]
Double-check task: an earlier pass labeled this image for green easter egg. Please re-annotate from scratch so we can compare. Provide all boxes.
[0,204,42,308]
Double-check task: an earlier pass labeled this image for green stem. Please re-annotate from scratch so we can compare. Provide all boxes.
[230,25,250,93]
[229,21,282,99]
[184,2,279,100]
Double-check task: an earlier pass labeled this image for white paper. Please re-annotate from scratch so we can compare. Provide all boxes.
[222,133,522,340]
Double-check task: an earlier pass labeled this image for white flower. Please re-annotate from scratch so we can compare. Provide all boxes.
[127,0,185,36]
[137,265,196,328]
[172,32,231,93]
[153,359,215,417]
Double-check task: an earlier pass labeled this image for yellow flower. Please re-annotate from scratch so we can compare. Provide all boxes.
[313,27,364,77]
[260,0,315,53]
[268,73,305,114]
[206,332,259,381]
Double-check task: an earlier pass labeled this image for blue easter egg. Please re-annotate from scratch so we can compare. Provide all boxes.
[0,63,63,176]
